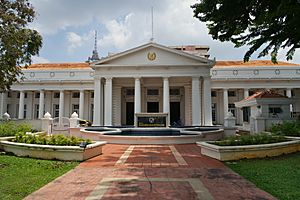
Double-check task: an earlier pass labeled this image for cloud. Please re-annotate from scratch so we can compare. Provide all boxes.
[99,13,133,49]
[66,31,94,53]
[28,0,300,63]
[31,56,50,63]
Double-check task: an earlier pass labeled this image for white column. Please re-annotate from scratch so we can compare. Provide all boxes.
[0,92,4,118]
[79,90,85,119]
[38,90,45,119]
[203,77,212,126]
[59,90,64,124]
[244,88,249,98]
[104,77,113,126]
[192,77,201,126]
[134,77,141,126]
[26,91,33,119]
[286,88,293,113]
[223,89,228,119]
[18,91,25,119]
[163,77,170,125]
[93,77,102,126]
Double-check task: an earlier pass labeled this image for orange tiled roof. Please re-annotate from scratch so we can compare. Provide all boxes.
[214,60,299,68]
[244,90,287,101]
[23,62,91,70]
[22,60,299,70]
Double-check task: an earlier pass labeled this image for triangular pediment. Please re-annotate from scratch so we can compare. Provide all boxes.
[92,42,214,68]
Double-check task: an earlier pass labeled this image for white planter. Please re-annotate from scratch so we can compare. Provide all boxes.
[197,139,300,161]
[0,141,106,161]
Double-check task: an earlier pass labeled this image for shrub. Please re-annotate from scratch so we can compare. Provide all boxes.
[12,133,92,147]
[0,121,32,137]
[270,121,300,137]
[212,133,287,146]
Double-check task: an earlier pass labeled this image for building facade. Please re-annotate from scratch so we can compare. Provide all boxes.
[0,42,300,129]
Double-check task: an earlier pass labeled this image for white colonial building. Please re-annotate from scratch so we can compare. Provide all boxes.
[0,42,300,130]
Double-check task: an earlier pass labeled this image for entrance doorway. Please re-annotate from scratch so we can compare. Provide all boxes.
[147,102,159,113]
[170,102,181,126]
[126,102,134,125]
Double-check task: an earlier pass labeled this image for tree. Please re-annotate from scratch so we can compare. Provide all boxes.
[191,0,300,63]
[0,0,42,91]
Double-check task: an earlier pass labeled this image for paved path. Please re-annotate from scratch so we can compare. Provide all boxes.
[25,144,276,200]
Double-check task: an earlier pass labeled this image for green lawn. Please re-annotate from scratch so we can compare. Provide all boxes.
[0,153,78,200]
[226,152,300,200]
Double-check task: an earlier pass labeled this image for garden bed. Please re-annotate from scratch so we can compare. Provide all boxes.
[197,139,300,161]
[0,140,106,161]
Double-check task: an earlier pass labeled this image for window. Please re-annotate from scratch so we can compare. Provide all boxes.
[90,104,94,121]
[228,91,236,97]
[269,106,282,117]
[17,92,20,98]
[243,107,250,122]
[91,92,94,98]
[7,92,11,98]
[147,89,159,96]
[228,103,236,116]
[16,104,19,117]
[211,91,217,97]
[6,104,10,114]
[72,92,80,98]
[170,89,180,96]
[126,89,134,96]
[54,92,60,98]
[24,93,27,99]
[72,104,79,114]
[212,103,217,122]
[53,104,59,117]
[34,104,39,119]
[23,104,27,118]
[35,92,40,98]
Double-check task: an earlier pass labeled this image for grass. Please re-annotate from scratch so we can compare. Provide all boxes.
[226,152,300,200]
[0,153,78,200]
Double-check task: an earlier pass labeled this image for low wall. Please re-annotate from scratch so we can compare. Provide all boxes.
[76,127,224,145]
[197,139,300,161]
[0,140,106,161]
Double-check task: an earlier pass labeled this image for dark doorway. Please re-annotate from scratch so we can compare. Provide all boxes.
[126,102,134,125]
[170,102,181,126]
[147,102,159,113]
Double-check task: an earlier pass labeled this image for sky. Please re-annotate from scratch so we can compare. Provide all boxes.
[29,0,300,64]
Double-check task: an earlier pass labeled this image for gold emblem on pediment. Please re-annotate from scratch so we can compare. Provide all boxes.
[147,52,156,61]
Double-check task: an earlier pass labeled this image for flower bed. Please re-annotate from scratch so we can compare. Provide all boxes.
[0,134,106,161]
[12,132,92,146]
[211,133,287,146]
[197,134,300,161]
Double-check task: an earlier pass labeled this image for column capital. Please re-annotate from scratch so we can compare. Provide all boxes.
[104,76,113,81]
[134,76,141,80]
[163,76,170,80]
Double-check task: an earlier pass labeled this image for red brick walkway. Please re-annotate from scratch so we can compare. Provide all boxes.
[25,144,276,200]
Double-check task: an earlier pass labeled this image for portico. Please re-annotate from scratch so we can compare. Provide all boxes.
[91,42,214,127]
